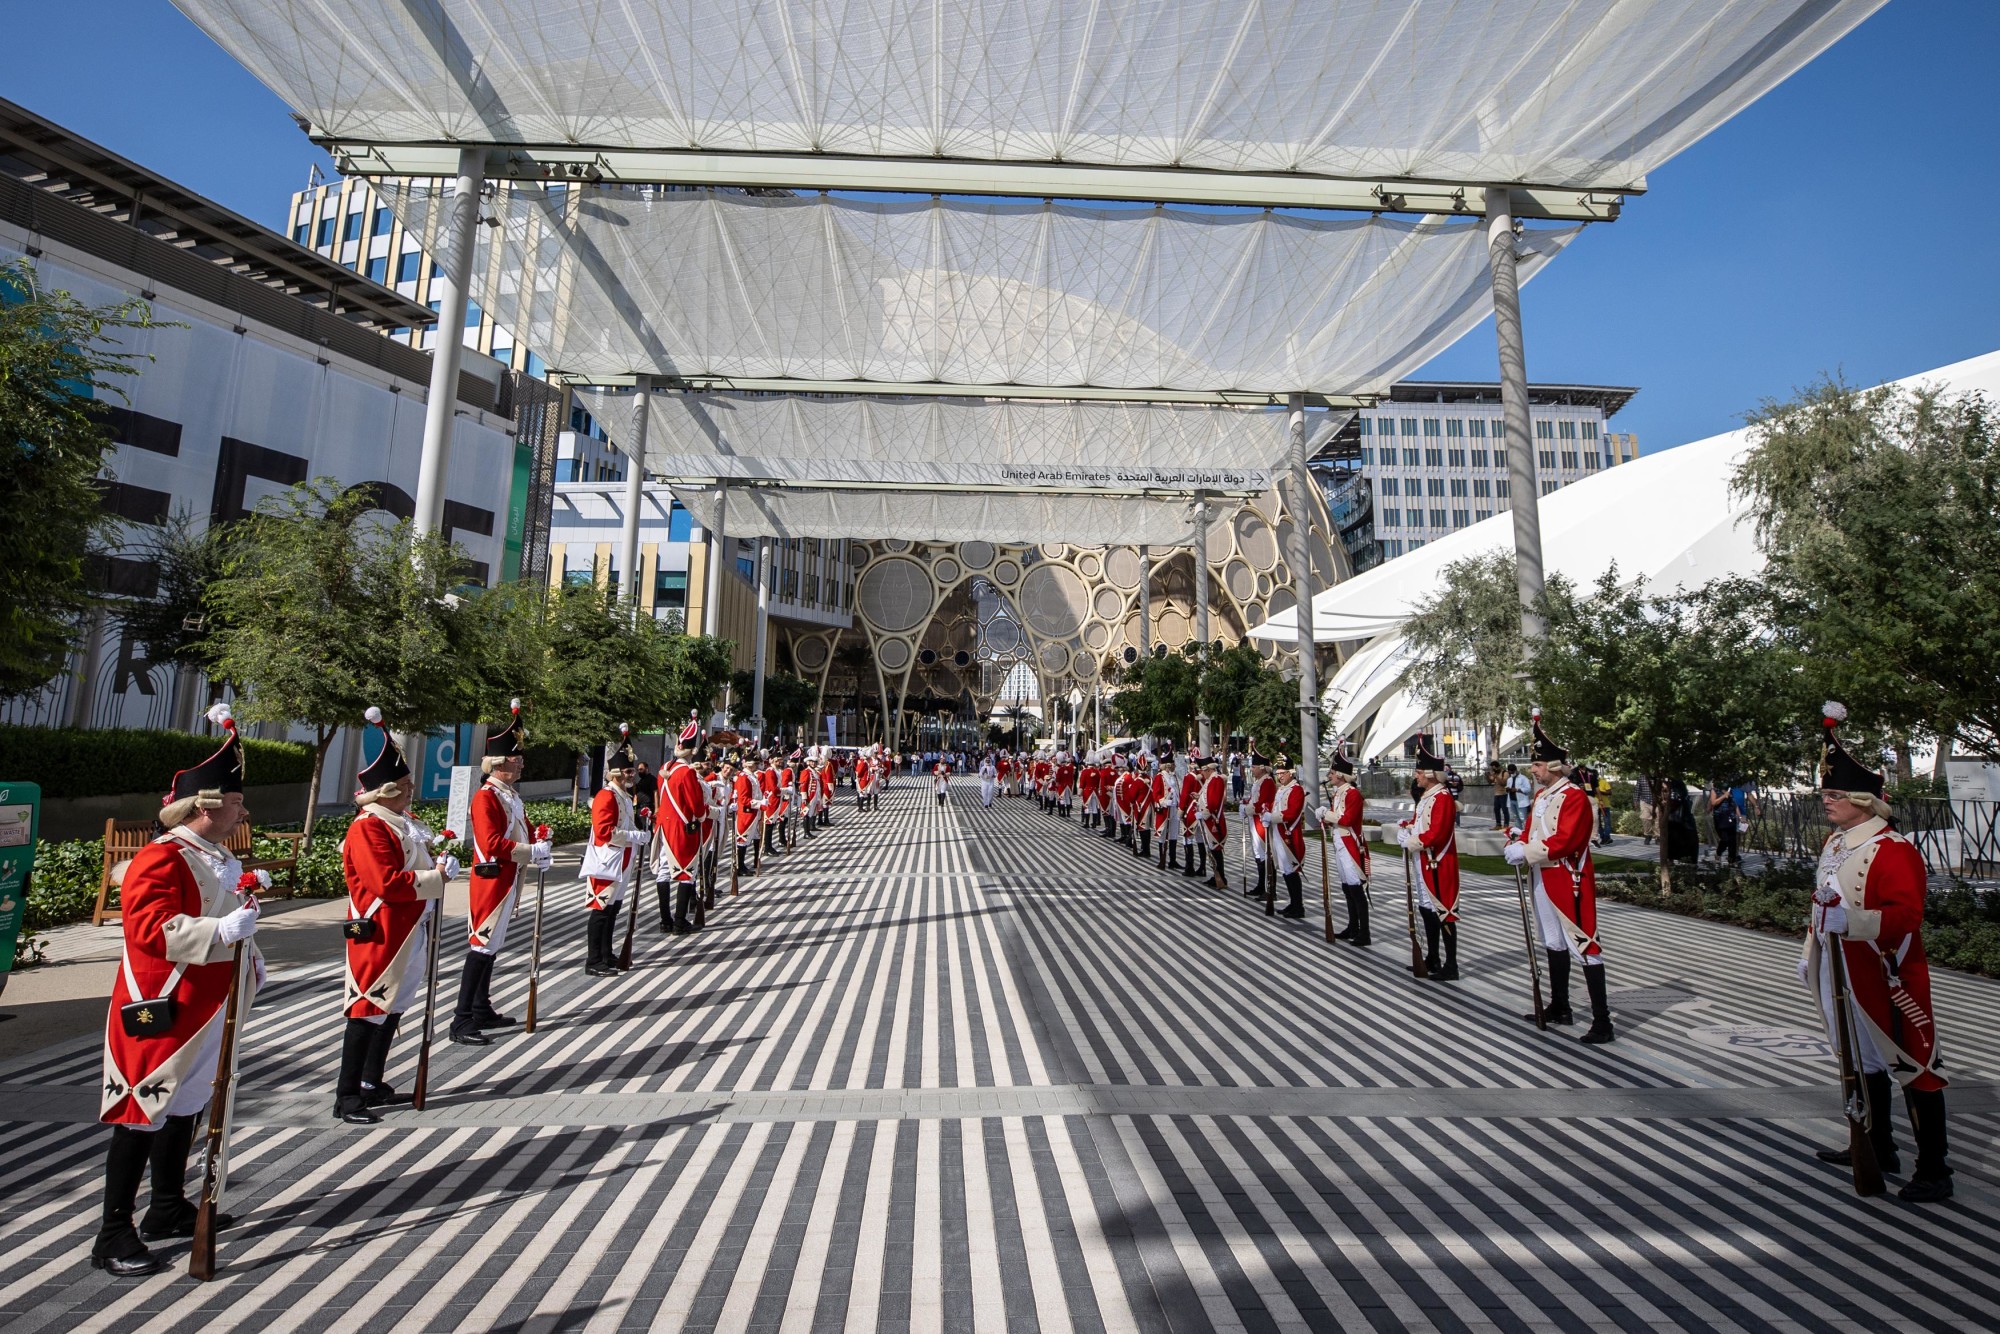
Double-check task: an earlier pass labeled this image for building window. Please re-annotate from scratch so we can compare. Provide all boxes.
[1468,419,1486,438]
[1427,479,1445,497]
[1496,479,1511,497]
[1449,478,1467,497]
[1471,449,1488,468]
[1401,417,1420,437]
[1535,420,1554,440]
[1452,510,1470,529]
[1384,539,1401,557]
[669,502,692,542]
[1473,479,1491,498]
[1379,509,1399,528]
[1358,418,1372,435]
[1445,419,1464,438]
[1476,509,1492,522]
[1560,450,1577,469]
[1446,448,1465,467]
[342,212,363,243]
[1406,509,1422,528]
[1538,450,1556,470]
[1424,448,1442,467]
[1430,508,1447,528]
[1584,452,1599,471]
[1559,420,1577,440]
[395,252,421,284]
[372,207,393,236]
[1359,447,1372,466]
[465,301,483,328]
[1402,448,1419,467]
[1542,480,1560,495]
[292,222,309,244]
[316,217,335,247]
[1423,418,1441,438]
[1379,477,1398,496]
[365,256,388,284]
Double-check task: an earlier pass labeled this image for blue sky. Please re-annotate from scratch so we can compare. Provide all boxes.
[7,1,1995,453]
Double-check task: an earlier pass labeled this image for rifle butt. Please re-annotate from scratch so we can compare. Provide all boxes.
[1850,1117,1887,1197]
[523,979,538,1034]
[188,1208,216,1281]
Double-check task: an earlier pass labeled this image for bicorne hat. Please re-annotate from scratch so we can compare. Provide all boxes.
[606,723,638,773]
[1529,709,1568,764]
[355,706,411,797]
[484,698,525,765]
[1329,738,1356,776]
[1412,735,1446,773]
[162,702,245,824]
[1819,701,1885,798]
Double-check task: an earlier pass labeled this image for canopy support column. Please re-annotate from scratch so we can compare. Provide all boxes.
[413,146,485,540]
[620,377,650,619]
[1138,546,1152,659]
[750,537,771,744]
[1287,391,1321,813]
[1485,187,1546,640]
[704,484,729,637]
[1194,497,1213,755]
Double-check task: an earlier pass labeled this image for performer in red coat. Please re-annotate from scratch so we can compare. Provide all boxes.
[1504,712,1605,1034]
[1199,756,1230,889]
[93,705,264,1275]
[1399,738,1461,981]
[1804,703,1954,1201]
[1052,754,1074,817]
[454,700,552,1044]
[1076,759,1097,826]
[1316,743,1373,945]
[1149,748,1178,869]
[733,758,761,873]
[580,729,646,976]
[1178,761,1206,879]
[1245,757,1278,901]
[339,709,457,1118]
[758,753,784,854]
[656,716,711,934]
[1270,762,1309,917]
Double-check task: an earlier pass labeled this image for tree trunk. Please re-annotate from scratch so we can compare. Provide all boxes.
[1654,775,1672,898]
[301,726,332,853]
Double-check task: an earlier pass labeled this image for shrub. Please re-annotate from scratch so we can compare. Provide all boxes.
[26,836,103,932]
[1615,809,1646,836]
[0,725,314,799]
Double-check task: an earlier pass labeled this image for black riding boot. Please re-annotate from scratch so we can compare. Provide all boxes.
[1335,885,1359,939]
[471,952,514,1028]
[335,1017,381,1123]
[736,844,751,876]
[1211,846,1226,889]
[1420,907,1441,974]
[1167,839,1180,869]
[1281,871,1306,918]
[657,881,676,932]
[1901,1087,1953,1202]
[1579,962,1615,1044]
[1822,1071,1902,1172]
[585,911,616,976]
[450,955,491,1044]
[1350,887,1372,946]
[92,1126,163,1274]
[135,1113,200,1241]
[1431,921,1459,980]
[1138,828,1151,858]
[675,883,699,934]
[1245,858,1265,897]
[360,1012,409,1106]
[1540,950,1576,1024]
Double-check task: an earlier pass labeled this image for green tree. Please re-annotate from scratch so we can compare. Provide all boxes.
[1112,652,1201,745]
[118,507,228,727]
[203,479,476,846]
[731,670,818,744]
[0,261,166,698]
[1238,667,1303,762]
[1398,551,1554,757]
[1734,377,2000,762]
[1199,642,1268,748]
[1529,571,1819,893]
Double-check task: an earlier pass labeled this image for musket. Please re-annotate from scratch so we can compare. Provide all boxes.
[188,918,251,1281]
[730,791,743,897]
[410,850,447,1111]
[1402,845,1428,979]
[1318,825,1335,944]
[1825,928,1887,1196]
[618,812,645,970]
[1511,851,1547,1030]
[521,823,552,1034]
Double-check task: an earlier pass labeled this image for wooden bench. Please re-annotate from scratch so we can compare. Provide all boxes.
[93,820,306,926]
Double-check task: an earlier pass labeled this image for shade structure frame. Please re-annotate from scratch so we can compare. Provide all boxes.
[672,484,1229,549]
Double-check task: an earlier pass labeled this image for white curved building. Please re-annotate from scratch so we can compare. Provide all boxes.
[1253,349,2000,762]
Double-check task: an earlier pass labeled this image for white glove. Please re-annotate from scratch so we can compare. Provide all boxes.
[1503,842,1528,867]
[1818,904,1848,936]
[1797,956,1810,985]
[626,828,650,848]
[436,853,462,882]
[530,840,554,869]
[1316,807,1334,824]
[215,902,259,945]
[1395,826,1413,849]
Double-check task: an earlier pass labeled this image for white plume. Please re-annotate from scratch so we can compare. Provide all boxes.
[619,722,631,736]
[364,705,384,725]
[510,697,521,711]
[1822,700,1848,723]
[205,702,233,727]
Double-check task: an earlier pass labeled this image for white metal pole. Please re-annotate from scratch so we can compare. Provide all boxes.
[1485,186,1546,640]
[413,147,485,540]
[1287,392,1321,815]
[1193,496,1213,755]
[1138,545,1152,659]
[620,378,650,619]
[751,537,771,743]
[704,484,729,637]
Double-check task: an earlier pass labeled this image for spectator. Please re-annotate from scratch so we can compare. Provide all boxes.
[1710,779,1743,866]
[1508,764,1532,826]
[1485,761,1507,827]
[1591,765,1614,845]
[1229,753,1245,803]
[1444,764,1464,826]
[1635,774,1656,844]
[1666,778,1700,863]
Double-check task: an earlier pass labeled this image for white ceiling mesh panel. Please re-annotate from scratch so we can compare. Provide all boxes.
[387,188,1575,392]
[175,0,1880,191]
[673,485,1221,547]
[576,390,1341,489]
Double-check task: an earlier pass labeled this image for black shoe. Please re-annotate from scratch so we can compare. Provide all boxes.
[1427,963,1459,981]
[448,1022,491,1046]
[91,1248,168,1277]
[1579,1019,1616,1045]
[138,1205,234,1242]
[334,1096,381,1124]
[472,1011,517,1029]
[1536,1006,1577,1026]
[1899,1175,1954,1203]
[1279,902,1306,919]
[1815,1145,1903,1175]
[362,1081,413,1107]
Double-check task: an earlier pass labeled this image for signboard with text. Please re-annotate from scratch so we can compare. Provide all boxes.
[0,781,42,996]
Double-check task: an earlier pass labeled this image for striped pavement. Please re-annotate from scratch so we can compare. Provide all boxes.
[2,776,1998,1331]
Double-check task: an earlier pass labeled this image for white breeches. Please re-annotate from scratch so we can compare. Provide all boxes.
[1251,826,1269,861]
[1273,836,1302,877]
[1529,871,1602,962]
[1816,939,1888,1075]
[1332,838,1364,886]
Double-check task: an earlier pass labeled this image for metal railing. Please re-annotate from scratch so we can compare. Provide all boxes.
[1720,792,1998,877]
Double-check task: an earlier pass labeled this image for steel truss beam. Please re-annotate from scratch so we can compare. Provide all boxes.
[554,374,1366,409]
[319,140,1627,223]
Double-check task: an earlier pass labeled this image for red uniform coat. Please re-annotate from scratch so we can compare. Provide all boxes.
[760,768,783,819]
[468,780,530,949]
[343,807,446,1017]
[1524,779,1593,950]
[581,785,635,909]
[734,771,761,838]
[1201,773,1228,844]
[1178,771,1202,833]
[1327,782,1370,881]
[1406,785,1459,919]
[1110,771,1135,821]
[1272,780,1307,860]
[1149,772,1172,832]
[1805,819,1945,1091]
[657,761,709,882]
[1248,775,1278,841]
[1054,761,1075,798]
[855,757,874,795]
[100,830,257,1126]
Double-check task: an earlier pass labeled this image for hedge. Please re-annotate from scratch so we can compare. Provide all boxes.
[1599,859,2000,978]
[0,725,316,800]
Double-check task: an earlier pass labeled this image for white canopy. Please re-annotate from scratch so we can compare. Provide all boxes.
[674,485,1208,548]
[388,188,1576,393]
[177,0,1880,193]
[576,389,1343,492]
